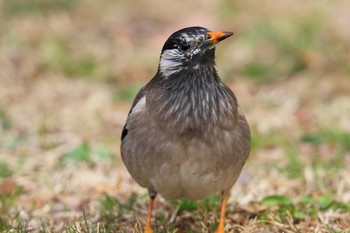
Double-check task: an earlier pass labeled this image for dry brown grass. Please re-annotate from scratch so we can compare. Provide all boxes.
[0,0,349,232]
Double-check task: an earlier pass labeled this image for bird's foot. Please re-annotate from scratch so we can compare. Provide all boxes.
[144,224,154,233]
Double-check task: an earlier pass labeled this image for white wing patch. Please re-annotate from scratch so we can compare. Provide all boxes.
[130,96,146,116]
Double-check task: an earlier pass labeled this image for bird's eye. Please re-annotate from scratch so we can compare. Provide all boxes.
[179,41,190,51]
[205,34,212,40]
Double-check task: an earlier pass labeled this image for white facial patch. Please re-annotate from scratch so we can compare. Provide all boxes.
[181,33,191,42]
[159,49,184,76]
[192,47,201,55]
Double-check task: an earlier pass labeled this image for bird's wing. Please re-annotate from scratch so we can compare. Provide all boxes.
[121,86,147,141]
[130,86,147,113]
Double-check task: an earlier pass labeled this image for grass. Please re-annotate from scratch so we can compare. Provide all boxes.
[0,0,350,232]
[3,0,77,17]
[0,107,12,131]
[39,38,109,80]
[7,193,347,232]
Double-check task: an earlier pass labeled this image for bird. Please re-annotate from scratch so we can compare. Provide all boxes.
[120,26,251,233]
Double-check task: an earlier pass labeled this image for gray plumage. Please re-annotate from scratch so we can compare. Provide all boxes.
[121,26,250,201]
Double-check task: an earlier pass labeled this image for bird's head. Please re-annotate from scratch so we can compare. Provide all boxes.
[158,26,233,76]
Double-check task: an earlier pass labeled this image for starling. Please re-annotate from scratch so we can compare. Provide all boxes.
[121,26,251,233]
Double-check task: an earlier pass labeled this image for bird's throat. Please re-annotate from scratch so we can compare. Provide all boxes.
[152,65,236,133]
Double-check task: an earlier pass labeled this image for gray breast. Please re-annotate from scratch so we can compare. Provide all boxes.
[121,83,250,200]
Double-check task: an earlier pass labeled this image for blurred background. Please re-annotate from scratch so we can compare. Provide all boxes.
[0,0,349,232]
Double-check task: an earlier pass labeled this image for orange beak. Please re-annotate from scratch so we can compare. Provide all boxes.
[206,31,234,44]
[199,31,233,52]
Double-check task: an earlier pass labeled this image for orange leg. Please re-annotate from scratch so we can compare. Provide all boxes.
[214,192,229,233]
[144,196,155,233]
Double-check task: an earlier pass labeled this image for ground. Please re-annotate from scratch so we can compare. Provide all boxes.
[0,0,350,232]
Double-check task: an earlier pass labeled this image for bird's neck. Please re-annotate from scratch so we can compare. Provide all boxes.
[158,62,220,89]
